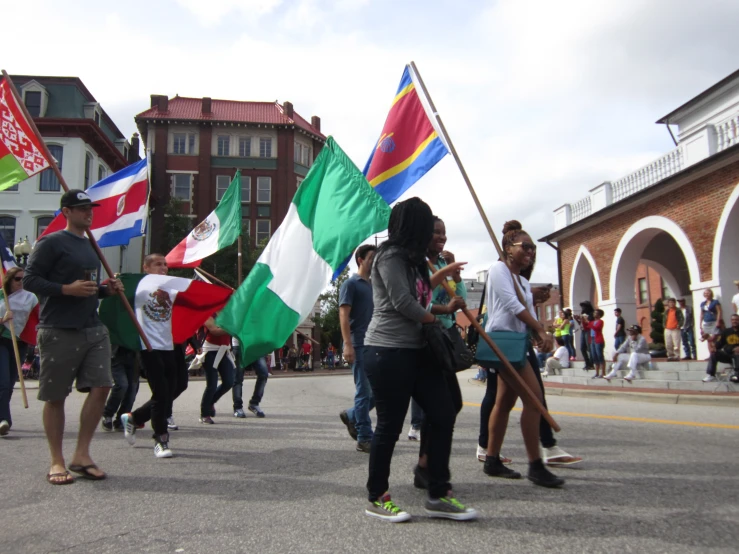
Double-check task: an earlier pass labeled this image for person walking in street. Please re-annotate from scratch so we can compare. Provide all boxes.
[363,198,477,522]
[338,245,377,453]
[663,298,685,361]
[483,220,564,488]
[199,315,235,424]
[0,266,38,437]
[101,345,138,432]
[678,298,697,360]
[604,325,650,382]
[23,189,123,483]
[232,338,269,419]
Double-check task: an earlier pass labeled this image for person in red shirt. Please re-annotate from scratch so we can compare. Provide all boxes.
[301,341,312,370]
[588,309,606,378]
[199,315,235,424]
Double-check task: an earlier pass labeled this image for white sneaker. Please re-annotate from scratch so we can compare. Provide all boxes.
[476,445,486,462]
[703,375,716,382]
[604,370,618,381]
[154,439,173,458]
[408,426,421,441]
[543,445,583,466]
[0,420,9,436]
[121,413,136,445]
[541,370,549,377]
[167,416,179,430]
[624,373,636,382]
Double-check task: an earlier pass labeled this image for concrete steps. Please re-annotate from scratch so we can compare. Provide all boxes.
[543,360,737,392]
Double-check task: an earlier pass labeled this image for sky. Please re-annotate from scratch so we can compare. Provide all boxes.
[4,0,738,282]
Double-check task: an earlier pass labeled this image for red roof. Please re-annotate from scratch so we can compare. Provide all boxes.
[135,96,325,139]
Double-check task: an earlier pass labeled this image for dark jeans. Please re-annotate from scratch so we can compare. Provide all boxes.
[418,371,463,461]
[614,336,625,351]
[232,354,268,410]
[364,345,456,500]
[410,398,424,429]
[706,350,739,376]
[682,328,697,358]
[0,338,26,427]
[590,342,605,364]
[134,344,187,421]
[563,334,576,358]
[478,347,556,450]
[201,350,235,417]
[580,333,593,367]
[103,346,139,422]
[132,350,177,437]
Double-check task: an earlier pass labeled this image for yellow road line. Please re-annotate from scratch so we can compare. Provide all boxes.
[461,402,739,430]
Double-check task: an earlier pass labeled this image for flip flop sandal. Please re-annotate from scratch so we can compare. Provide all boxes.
[47,471,75,485]
[68,464,107,481]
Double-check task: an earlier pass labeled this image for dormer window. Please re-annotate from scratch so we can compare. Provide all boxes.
[20,80,49,118]
[25,91,42,117]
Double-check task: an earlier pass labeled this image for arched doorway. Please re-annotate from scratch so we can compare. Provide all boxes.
[713,182,739,311]
[569,245,602,310]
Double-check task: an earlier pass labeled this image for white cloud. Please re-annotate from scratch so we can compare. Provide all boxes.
[175,0,282,26]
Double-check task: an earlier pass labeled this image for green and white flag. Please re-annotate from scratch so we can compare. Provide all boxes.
[166,171,242,268]
[217,137,391,364]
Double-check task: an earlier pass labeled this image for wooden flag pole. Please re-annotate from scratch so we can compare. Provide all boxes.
[427,261,559,432]
[194,267,234,290]
[2,70,152,351]
[409,62,536,323]
[0,264,29,408]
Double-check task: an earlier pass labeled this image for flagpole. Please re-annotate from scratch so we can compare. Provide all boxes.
[2,70,152,351]
[0,263,29,408]
[194,267,234,290]
[410,62,541,340]
[427,261,560,431]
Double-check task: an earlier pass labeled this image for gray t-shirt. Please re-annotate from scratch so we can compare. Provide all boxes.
[339,273,374,347]
[23,230,104,330]
[364,247,429,349]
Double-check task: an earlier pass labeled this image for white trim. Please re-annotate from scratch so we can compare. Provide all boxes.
[568,245,604,305]
[690,280,721,291]
[165,170,199,174]
[711,181,739,282]
[609,216,701,301]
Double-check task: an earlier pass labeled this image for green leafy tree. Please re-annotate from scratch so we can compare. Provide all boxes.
[160,198,193,278]
[650,297,665,349]
[312,268,350,353]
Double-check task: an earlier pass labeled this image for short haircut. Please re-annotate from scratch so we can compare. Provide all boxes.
[614,308,622,314]
[595,309,604,318]
[143,253,166,267]
[555,336,565,347]
[354,244,377,265]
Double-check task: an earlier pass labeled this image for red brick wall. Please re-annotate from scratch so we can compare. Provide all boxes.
[559,160,739,306]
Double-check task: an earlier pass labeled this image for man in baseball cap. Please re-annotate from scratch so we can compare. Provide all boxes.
[59,189,101,209]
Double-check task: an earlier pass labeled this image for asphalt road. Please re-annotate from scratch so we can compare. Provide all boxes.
[2,369,738,554]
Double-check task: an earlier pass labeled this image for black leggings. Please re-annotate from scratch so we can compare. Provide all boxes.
[418,371,463,461]
[478,347,555,450]
[132,350,177,437]
[365,345,457,500]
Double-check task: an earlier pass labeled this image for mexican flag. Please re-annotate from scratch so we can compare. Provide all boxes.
[217,137,391,365]
[0,76,51,191]
[166,171,242,268]
[0,290,40,345]
[100,273,232,350]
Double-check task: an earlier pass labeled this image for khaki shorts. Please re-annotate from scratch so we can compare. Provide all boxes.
[37,326,113,402]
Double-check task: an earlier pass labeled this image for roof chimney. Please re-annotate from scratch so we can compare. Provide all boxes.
[202,97,212,114]
[130,133,140,162]
[283,101,294,119]
[155,95,168,113]
[311,115,321,132]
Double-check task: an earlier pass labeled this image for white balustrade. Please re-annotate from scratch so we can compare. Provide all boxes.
[570,196,592,223]
[716,115,739,153]
[611,147,684,202]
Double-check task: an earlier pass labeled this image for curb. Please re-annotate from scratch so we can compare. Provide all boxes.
[543,385,739,408]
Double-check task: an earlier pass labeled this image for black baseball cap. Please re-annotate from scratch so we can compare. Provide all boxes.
[60,189,101,209]
[627,325,642,334]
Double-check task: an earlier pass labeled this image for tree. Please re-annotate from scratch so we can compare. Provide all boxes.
[160,198,193,278]
[312,268,350,352]
[650,297,665,349]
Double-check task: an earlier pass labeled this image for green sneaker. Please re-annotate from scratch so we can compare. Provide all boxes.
[365,494,412,523]
[425,495,480,521]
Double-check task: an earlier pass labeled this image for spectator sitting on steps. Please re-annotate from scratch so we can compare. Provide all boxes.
[703,313,739,383]
[604,325,650,383]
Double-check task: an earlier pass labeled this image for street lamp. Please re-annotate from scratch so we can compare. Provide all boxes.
[14,236,31,266]
[13,238,23,265]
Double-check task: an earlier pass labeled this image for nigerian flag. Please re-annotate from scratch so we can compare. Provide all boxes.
[217,137,391,364]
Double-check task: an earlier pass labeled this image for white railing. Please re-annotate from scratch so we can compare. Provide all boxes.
[716,114,739,153]
[612,147,684,202]
[571,196,592,223]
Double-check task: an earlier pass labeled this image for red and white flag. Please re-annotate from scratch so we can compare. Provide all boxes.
[0,290,40,345]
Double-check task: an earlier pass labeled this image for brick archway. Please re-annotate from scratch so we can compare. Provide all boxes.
[568,245,603,309]
[713,181,739,304]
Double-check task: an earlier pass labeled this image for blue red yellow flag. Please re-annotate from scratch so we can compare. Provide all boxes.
[363,65,449,205]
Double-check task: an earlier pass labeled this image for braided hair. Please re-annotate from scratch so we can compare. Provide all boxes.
[379,197,434,288]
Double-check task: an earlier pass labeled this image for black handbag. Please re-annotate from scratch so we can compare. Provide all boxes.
[445,324,474,372]
[421,321,457,374]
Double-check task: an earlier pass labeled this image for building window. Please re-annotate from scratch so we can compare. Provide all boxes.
[257,206,270,217]
[259,137,272,158]
[536,306,541,320]
[84,153,93,189]
[217,135,230,156]
[1,182,18,192]
[296,176,304,189]
[242,204,251,217]
[553,304,559,315]
[93,111,101,126]
[295,142,312,167]
[242,218,251,238]
[242,176,251,203]
[216,175,231,201]
[256,219,271,244]
[638,278,648,305]
[25,91,42,117]
[172,174,192,201]
[172,132,197,155]
[98,164,106,182]
[239,137,251,157]
[256,177,271,203]
[39,145,63,191]
[36,216,54,238]
[0,216,16,247]
[545,305,552,321]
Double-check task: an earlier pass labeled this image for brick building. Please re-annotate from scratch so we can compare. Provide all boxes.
[541,69,739,359]
[134,95,325,252]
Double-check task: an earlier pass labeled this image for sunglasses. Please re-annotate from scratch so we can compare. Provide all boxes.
[511,241,537,252]
[13,276,23,282]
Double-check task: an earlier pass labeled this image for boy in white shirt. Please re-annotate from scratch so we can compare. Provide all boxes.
[544,337,570,376]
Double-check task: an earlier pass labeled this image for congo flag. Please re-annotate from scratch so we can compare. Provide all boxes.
[363,64,449,205]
